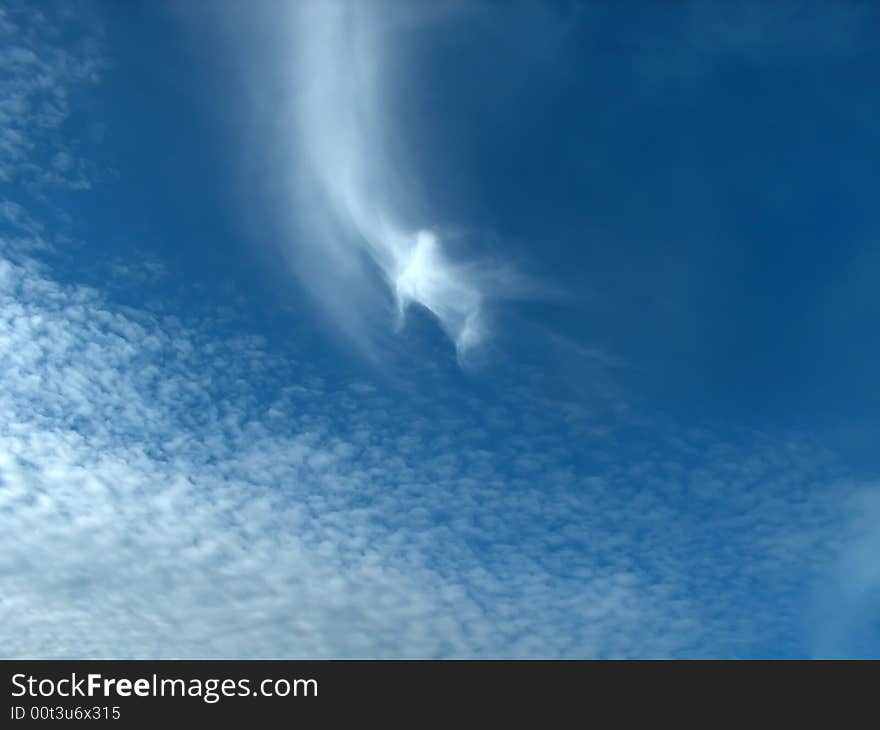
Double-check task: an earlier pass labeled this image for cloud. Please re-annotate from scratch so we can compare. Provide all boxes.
[1,0,873,660]
[809,485,880,658]
[0,2,102,192]
[278,0,537,363]
[0,250,670,657]
[0,235,864,657]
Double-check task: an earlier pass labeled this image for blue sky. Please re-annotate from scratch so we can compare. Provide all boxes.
[1,0,878,658]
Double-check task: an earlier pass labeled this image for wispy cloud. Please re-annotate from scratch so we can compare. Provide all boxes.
[809,485,880,658]
[282,0,535,363]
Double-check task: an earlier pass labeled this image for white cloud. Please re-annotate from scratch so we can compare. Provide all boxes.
[0,251,673,657]
[0,3,102,192]
[0,242,862,657]
[278,0,536,363]
[0,0,871,660]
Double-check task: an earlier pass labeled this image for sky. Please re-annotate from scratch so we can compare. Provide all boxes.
[1,0,878,658]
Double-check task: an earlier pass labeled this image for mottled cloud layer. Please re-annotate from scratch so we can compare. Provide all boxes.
[0,2,101,192]
[0,238,861,657]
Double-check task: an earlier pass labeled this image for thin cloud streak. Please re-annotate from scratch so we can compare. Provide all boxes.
[288,0,529,362]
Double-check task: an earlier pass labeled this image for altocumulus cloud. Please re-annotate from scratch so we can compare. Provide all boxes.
[0,2,101,191]
[0,241,864,658]
[0,217,866,657]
